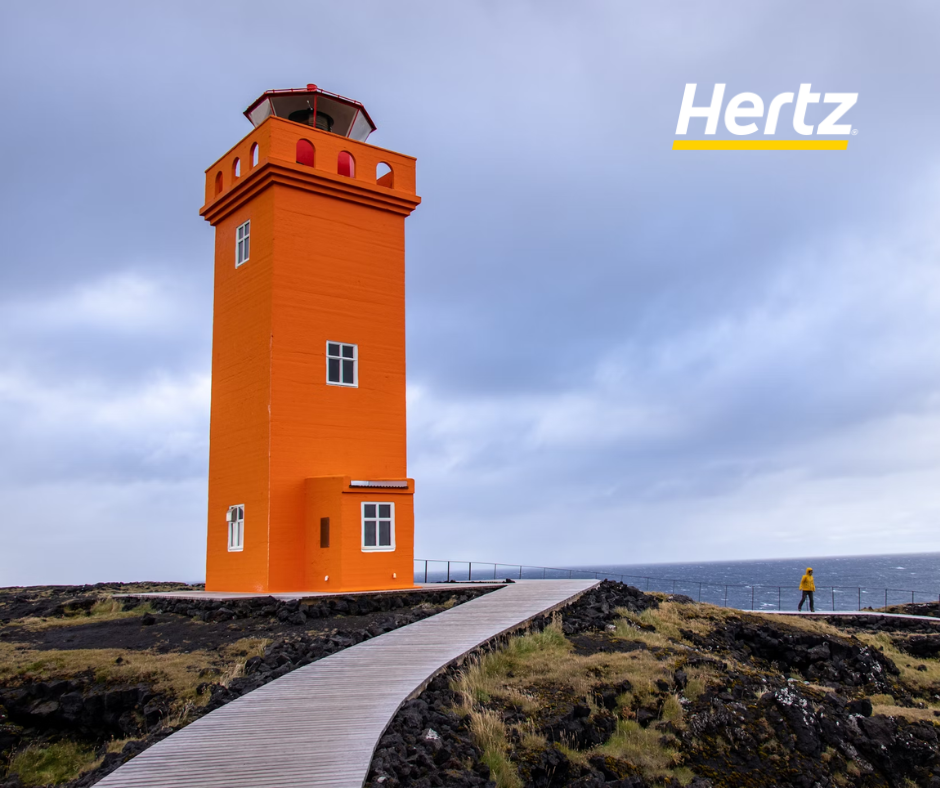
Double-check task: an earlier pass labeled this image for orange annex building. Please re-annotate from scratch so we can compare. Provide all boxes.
[199,85,421,593]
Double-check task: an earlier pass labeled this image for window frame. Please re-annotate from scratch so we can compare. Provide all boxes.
[361,501,395,552]
[235,220,250,267]
[326,341,358,387]
[227,505,245,552]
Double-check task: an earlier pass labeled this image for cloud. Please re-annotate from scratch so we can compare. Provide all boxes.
[2,272,187,334]
[409,190,940,563]
[3,1,940,583]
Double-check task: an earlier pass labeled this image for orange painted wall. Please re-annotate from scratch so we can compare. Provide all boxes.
[204,190,274,593]
[338,485,415,591]
[201,116,420,593]
[303,477,414,592]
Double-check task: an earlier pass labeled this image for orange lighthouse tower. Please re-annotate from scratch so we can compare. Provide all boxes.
[199,85,420,593]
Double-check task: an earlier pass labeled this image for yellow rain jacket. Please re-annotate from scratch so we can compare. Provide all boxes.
[799,569,815,592]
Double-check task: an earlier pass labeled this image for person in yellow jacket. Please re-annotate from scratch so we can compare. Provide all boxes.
[798,568,816,612]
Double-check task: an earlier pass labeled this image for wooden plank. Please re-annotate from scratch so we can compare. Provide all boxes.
[760,610,940,623]
[96,580,598,788]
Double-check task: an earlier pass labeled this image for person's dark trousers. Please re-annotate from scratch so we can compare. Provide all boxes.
[798,591,815,612]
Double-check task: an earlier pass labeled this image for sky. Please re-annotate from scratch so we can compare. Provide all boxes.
[1,2,939,585]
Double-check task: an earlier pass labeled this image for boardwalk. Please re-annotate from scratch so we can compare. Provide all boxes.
[761,610,940,624]
[97,580,597,788]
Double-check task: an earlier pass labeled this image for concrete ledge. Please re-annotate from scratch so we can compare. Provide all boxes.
[114,582,508,601]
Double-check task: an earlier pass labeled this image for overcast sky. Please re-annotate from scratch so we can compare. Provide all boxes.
[1,2,939,585]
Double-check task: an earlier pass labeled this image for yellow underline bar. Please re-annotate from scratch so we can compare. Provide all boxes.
[673,139,849,151]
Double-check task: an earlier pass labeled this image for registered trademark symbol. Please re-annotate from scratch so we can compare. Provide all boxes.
[852,129,858,135]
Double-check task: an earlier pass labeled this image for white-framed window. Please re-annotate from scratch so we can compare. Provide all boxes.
[227,505,244,552]
[362,502,394,551]
[236,221,250,267]
[326,341,357,387]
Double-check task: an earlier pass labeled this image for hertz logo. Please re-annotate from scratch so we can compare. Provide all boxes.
[674,84,857,151]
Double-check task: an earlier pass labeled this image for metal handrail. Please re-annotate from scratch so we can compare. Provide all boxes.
[414,558,940,612]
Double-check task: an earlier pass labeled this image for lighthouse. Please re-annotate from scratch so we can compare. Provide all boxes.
[199,85,421,593]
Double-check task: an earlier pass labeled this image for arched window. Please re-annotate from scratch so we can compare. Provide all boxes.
[376,162,393,187]
[338,151,355,178]
[250,143,259,167]
[214,171,223,196]
[233,158,241,178]
[296,139,315,167]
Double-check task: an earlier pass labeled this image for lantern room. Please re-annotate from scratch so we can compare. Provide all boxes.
[244,84,377,142]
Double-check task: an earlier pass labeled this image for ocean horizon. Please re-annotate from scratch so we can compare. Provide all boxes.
[417,551,940,611]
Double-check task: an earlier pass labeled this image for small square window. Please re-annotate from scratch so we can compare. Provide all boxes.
[227,505,244,552]
[236,221,250,267]
[362,501,394,551]
[326,341,357,387]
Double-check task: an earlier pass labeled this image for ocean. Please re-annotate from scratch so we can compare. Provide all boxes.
[416,552,940,612]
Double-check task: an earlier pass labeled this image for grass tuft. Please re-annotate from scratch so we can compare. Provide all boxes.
[468,708,521,788]
[17,598,155,630]
[595,719,682,778]
[8,741,101,786]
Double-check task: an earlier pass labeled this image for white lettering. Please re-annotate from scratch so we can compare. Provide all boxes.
[724,92,764,135]
[818,93,858,135]
[764,92,794,135]
[793,83,820,135]
[676,83,725,135]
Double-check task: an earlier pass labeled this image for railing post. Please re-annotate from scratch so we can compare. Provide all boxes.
[751,586,755,610]
[912,590,915,605]
[542,567,546,579]
[831,588,835,611]
[424,560,428,584]
[858,587,860,610]
[447,561,450,582]
[885,588,887,608]
[468,562,472,581]
[699,582,703,602]
[518,565,522,580]
[673,580,677,593]
[494,563,497,580]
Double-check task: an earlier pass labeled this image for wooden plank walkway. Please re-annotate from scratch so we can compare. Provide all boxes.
[96,579,598,788]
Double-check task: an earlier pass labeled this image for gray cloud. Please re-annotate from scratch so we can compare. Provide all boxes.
[1,1,939,583]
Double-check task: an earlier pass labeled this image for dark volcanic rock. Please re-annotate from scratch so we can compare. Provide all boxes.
[0,584,498,786]
[700,619,900,693]
[895,634,940,659]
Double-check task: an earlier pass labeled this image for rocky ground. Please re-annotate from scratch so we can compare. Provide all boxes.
[0,581,497,787]
[366,581,940,788]
[3,581,939,787]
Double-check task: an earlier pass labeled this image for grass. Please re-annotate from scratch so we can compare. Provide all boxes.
[454,619,571,712]
[468,708,521,788]
[682,664,720,702]
[453,614,711,787]
[855,632,940,692]
[871,703,940,724]
[660,693,684,726]
[12,598,155,630]
[612,601,730,652]
[749,612,847,640]
[0,636,268,729]
[0,636,268,740]
[748,612,940,697]
[595,720,684,781]
[7,741,101,786]
[104,736,138,754]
